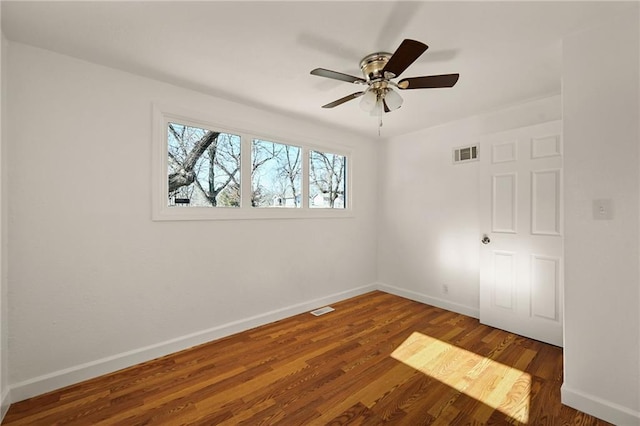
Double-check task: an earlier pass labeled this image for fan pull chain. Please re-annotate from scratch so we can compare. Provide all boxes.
[378,94,383,136]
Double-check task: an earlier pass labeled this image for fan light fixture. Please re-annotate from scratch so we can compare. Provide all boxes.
[384,88,403,110]
[359,89,378,112]
[359,88,403,113]
[359,87,404,133]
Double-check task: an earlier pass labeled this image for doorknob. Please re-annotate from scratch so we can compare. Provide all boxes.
[481,234,491,244]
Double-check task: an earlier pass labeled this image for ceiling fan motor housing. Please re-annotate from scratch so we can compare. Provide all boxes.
[359,52,392,82]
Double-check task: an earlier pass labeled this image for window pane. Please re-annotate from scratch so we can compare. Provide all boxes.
[309,150,346,209]
[167,122,241,207]
[251,140,302,208]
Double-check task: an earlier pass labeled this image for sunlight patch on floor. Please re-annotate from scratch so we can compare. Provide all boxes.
[391,331,532,423]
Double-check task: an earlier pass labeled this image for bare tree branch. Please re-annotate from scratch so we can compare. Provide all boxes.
[310,151,344,207]
[168,131,219,193]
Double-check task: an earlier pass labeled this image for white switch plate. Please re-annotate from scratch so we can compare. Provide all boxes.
[593,199,613,220]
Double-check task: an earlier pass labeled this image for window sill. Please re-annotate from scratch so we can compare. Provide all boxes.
[151,206,355,221]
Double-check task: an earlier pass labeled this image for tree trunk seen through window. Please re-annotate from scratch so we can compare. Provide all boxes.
[309,150,345,208]
[167,123,240,207]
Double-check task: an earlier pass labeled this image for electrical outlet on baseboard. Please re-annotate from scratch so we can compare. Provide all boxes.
[442,284,449,295]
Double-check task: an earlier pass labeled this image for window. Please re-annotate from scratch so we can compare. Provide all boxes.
[167,122,241,208]
[152,106,352,220]
[309,150,346,209]
[252,140,301,208]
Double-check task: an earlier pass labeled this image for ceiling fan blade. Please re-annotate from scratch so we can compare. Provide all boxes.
[382,39,428,78]
[322,91,365,108]
[311,68,366,85]
[397,73,460,90]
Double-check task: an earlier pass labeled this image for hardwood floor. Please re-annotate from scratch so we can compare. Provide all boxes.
[3,291,611,425]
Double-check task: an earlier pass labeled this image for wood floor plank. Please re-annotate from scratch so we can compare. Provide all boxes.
[2,291,613,425]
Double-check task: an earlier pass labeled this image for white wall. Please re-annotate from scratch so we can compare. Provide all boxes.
[377,95,561,317]
[0,7,9,421]
[5,42,379,400]
[561,10,640,425]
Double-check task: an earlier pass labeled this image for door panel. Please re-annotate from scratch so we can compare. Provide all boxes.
[531,169,561,235]
[531,255,560,321]
[492,251,516,310]
[492,140,518,163]
[479,121,563,347]
[492,174,517,233]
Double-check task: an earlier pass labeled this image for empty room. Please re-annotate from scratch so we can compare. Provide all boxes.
[0,1,638,425]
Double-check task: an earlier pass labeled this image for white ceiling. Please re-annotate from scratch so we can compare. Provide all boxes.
[1,1,636,138]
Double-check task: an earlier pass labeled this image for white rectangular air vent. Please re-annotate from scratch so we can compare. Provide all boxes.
[310,306,335,316]
[453,145,479,164]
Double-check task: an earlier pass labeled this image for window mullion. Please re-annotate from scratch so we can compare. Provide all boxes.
[241,133,253,208]
[302,146,310,209]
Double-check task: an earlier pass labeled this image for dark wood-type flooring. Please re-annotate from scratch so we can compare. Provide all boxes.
[3,291,611,425]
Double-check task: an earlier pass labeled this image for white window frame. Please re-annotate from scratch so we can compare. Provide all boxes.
[151,104,354,221]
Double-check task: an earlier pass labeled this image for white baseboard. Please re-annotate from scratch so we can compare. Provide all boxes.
[9,284,377,403]
[377,282,479,319]
[1,388,10,422]
[561,384,640,425]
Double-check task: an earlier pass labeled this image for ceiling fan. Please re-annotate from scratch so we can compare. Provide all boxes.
[310,39,459,130]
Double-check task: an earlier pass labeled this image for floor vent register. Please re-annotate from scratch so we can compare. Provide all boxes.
[310,306,335,316]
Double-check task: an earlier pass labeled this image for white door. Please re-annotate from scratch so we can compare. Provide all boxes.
[479,121,563,347]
